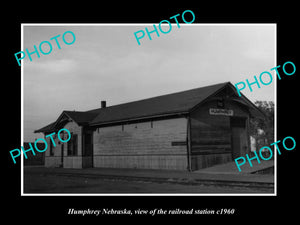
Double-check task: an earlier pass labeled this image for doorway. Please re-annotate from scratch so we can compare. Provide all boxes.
[82,132,93,168]
[230,117,248,159]
[60,144,64,167]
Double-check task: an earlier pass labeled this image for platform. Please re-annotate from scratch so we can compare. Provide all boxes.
[194,159,274,175]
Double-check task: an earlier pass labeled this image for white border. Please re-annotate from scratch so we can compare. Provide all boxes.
[21,23,277,196]
[274,24,277,196]
[21,23,24,195]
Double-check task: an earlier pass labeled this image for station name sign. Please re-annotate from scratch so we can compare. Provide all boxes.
[209,108,234,116]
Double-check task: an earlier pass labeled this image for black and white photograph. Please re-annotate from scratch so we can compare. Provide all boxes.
[22,24,276,195]
[4,4,298,221]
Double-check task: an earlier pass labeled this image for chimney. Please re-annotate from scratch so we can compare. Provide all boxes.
[101,100,106,108]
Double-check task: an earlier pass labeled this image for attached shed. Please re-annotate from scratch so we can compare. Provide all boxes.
[23,142,45,166]
[35,82,264,171]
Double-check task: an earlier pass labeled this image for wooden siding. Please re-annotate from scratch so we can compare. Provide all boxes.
[94,155,187,170]
[191,153,232,170]
[190,97,250,170]
[93,118,188,170]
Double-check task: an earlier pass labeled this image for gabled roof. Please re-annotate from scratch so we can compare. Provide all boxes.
[35,82,265,133]
[89,82,228,126]
[34,111,98,133]
[34,121,56,133]
[61,111,99,125]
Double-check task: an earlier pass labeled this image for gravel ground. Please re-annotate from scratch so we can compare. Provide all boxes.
[23,168,273,194]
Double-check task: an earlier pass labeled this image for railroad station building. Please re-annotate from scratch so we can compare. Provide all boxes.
[35,82,264,171]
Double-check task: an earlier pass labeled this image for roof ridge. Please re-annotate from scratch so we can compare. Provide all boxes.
[64,110,98,114]
[89,82,230,126]
[35,82,233,132]
[86,82,229,113]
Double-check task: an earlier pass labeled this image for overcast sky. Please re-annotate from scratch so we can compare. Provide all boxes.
[23,24,276,141]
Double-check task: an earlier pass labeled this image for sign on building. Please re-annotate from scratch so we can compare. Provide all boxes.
[209,108,234,116]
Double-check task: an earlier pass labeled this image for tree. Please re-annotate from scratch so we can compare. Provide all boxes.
[250,100,274,148]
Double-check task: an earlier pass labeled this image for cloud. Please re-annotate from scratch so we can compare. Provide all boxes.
[25,58,77,74]
[23,25,276,141]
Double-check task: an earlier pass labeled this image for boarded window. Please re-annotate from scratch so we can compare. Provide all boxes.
[49,140,54,156]
[67,133,78,156]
